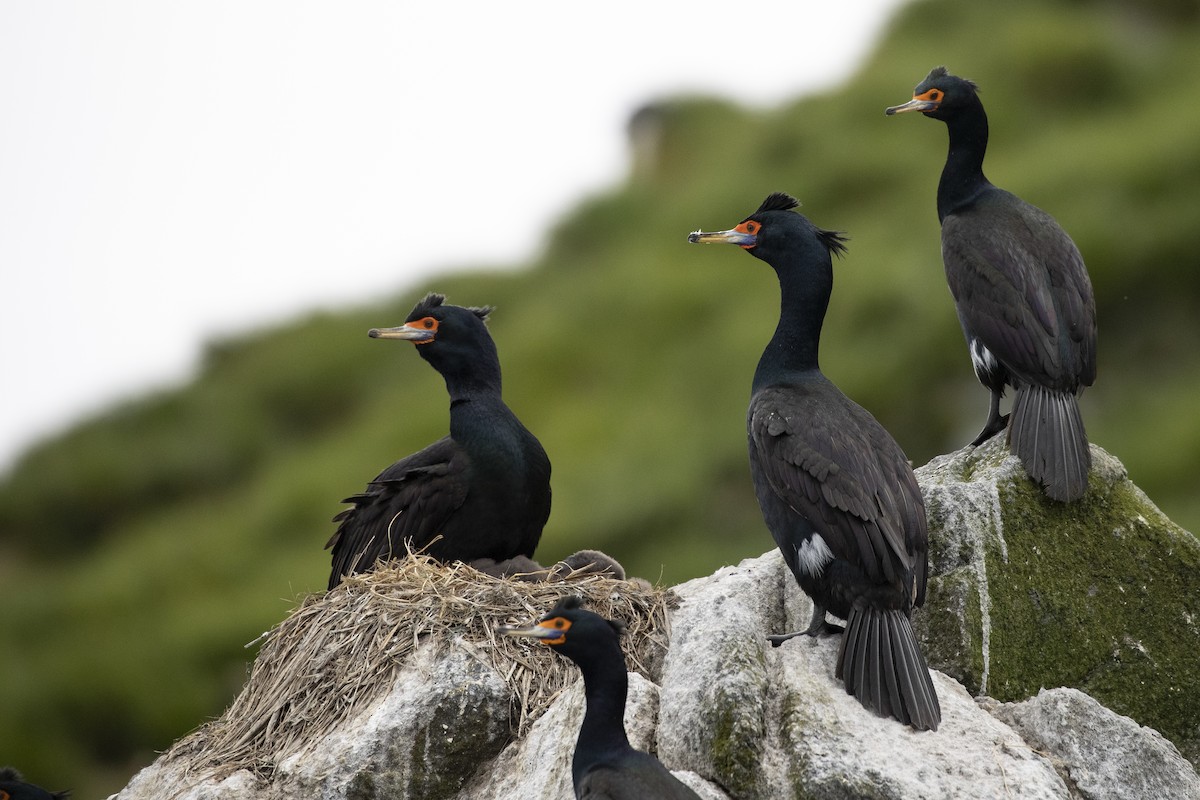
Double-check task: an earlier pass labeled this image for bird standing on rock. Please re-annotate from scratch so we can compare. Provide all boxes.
[887,66,1097,503]
[325,292,551,590]
[689,193,940,731]
[499,596,702,800]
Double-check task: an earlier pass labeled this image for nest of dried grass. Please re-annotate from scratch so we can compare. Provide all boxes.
[159,554,676,783]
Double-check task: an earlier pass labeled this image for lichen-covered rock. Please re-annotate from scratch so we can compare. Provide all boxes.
[657,552,786,798]
[991,688,1200,800]
[455,670,728,800]
[117,641,513,800]
[658,551,1073,799]
[457,671,646,799]
[774,634,1069,799]
[296,641,513,800]
[915,437,1200,765]
[113,465,1200,799]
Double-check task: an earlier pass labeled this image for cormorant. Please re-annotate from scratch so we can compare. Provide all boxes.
[325,293,551,590]
[499,597,702,799]
[689,193,940,730]
[887,66,1097,502]
[0,767,70,800]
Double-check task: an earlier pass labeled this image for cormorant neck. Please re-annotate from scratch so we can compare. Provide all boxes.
[752,258,829,391]
[937,99,991,222]
[572,646,632,780]
[442,360,503,406]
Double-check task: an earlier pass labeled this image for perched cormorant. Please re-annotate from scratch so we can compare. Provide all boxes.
[689,193,940,730]
[887,66,1097,502]
[0,767,70,800]
[325,293,551,590]
[499,597,702,800]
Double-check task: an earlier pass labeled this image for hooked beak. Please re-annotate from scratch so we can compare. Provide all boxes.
[688,228,757,248]
[368,323,434,343]
[497,621,559,642]
[885,97,938,116]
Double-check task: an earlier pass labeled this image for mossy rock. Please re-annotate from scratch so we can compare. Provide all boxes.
[915,436,1200,766]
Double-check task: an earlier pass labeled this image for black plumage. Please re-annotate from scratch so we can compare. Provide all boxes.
[887,66,1097,502]
[689,193,940,730]
[0,767,70,800]
[325,293,551,590]
[499,597,701,800]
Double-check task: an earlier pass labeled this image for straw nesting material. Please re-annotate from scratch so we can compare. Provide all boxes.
[160,553,676,782]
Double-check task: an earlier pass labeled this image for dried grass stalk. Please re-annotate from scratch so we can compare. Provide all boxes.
[158,554,676,783]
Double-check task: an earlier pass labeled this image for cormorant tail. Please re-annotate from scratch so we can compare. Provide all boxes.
[836,605,940,731]
[1009,384,1090,502]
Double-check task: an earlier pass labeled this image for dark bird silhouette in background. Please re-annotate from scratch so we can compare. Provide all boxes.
[887,66,1097,502]
[326,293,551,590]
[689,193,940,730]
[0,767,71,800]
[499,597,702,799]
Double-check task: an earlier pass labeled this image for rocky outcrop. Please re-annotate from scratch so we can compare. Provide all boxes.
[915,437,1200,765]
[657,554,1072,799]
[115,443,1200,799]
[991,688,1200,800]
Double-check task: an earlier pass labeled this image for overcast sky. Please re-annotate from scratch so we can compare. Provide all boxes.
[0,0,907,472]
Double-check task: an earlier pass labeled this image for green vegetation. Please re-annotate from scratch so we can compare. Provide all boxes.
[3,0,1200,795]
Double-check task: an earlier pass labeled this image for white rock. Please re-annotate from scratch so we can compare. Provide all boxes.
[993,687,1200,800]
[458,670,658,800]
[112,545,1198,799]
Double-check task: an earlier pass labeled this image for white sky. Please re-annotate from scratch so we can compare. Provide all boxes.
[0,0,906,472]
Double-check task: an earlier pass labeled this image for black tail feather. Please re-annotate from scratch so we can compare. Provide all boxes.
[1010,384,1090,502]
[837,605,941,731]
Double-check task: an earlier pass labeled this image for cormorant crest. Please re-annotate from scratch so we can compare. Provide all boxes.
[749,193,847,257]
[925,65,979,93]
[755,192,800,215]
[411,292,493,322]
[817,228,849,259]
[544,595,625,636]
[550,595,585,614]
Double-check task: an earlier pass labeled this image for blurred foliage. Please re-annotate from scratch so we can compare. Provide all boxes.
[3,0,1200,795]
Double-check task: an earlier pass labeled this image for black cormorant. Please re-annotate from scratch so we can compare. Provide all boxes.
[887,66,1097,503]
[0,767,70,800]
[499,597,702,799]
[689,193,940,730]
[326,293,551,589]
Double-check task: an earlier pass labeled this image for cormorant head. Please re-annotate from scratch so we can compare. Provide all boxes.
[885,66,980,120]
[498,596,624,664]
[0,767,72,800]
[688,192,847,271]
[368,292,498,375]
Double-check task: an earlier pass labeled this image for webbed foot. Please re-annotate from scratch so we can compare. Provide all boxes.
[767,620,844,646]
[767,602,843,646]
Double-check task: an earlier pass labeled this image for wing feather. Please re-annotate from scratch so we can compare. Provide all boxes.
[326,437,471,589]
[748,380,926,589]
[942,191,1096,390]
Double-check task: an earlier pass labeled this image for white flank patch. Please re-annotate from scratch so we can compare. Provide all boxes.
[969,338,999,378]
[796,533,835,576]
